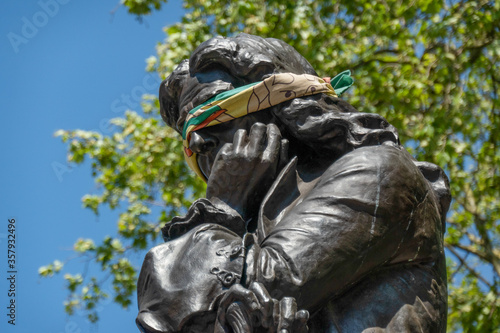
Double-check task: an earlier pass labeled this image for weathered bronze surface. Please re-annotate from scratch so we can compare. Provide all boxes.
[136,34,450,333]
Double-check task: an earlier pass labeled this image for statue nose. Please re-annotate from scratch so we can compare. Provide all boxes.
[189,131,218,154]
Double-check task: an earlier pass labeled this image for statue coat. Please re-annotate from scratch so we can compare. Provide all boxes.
[137,143,450,333]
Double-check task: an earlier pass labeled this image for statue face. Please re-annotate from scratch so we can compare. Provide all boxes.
[188,111,276,179]
[177,57,280,179]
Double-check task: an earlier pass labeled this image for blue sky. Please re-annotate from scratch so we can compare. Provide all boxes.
[0,1,184,332]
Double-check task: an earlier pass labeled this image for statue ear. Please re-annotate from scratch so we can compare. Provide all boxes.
[136,312,174,333]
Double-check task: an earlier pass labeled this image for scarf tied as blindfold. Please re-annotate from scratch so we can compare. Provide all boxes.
[182,71,354,181]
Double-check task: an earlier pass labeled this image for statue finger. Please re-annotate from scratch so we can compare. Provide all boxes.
[248,122,267,153]
[278,138,289,170]
[292,309,309,333]
[262,123,282,162]
[216,143,234,161]
[226,303,253,333]
[233,129,248,156]
[217,285,260,327]
[278,297,297,333]
[249,282,274,328]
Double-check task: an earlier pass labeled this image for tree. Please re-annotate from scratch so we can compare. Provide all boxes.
[40,0,500,331]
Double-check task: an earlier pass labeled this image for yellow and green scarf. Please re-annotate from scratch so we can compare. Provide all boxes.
[182,70,354,181]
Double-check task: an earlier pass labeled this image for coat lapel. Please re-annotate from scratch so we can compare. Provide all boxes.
[257,157,301,243]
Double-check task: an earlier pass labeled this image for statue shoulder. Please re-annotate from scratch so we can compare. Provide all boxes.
[319,144,450,224]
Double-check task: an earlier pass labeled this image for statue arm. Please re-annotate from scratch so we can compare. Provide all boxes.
[246,145,440,311]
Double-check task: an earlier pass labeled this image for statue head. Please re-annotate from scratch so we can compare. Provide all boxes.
[159,34,399,179]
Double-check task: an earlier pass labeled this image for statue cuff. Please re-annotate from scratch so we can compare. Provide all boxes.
[161,198,246,241]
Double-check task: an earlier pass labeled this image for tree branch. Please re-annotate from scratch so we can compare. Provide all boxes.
[145,199,167,207]
[352,57,412,70]
[449,241,489,261]
[460,186,500,278]
[446,244,492,288]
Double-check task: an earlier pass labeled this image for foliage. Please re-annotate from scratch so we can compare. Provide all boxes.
[41,106,205,322]
[120,0,167,16]
[41,0,499,330]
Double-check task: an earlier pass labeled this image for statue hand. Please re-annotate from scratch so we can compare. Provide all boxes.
[216,282,309,333]
[206,123,288,221]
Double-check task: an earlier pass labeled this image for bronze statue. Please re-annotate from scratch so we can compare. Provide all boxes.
[136,34,450,333]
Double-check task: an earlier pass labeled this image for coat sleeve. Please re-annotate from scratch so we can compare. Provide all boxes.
[246,145,444,311]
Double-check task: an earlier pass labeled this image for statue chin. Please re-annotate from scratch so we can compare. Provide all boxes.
[137,312,174,333]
